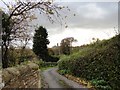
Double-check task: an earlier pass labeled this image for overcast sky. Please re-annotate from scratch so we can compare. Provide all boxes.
[0,0,119,48]
[32,1,118,47]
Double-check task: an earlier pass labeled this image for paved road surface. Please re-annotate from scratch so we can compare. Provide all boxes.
[42,67,88,89]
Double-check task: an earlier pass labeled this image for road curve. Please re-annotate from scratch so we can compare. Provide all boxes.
[42,67,88,89]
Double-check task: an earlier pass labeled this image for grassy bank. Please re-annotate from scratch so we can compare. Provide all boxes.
[58,34,120,90]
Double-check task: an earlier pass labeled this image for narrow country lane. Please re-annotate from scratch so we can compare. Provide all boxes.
[42,67,88,89]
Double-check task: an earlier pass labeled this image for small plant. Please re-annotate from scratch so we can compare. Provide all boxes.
[90,79,111,90]
[58,70,71,75]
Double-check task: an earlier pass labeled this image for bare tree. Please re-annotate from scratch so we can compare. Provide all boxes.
[1,0,66,68]
[60,37,77,55]
[14,28,32,64]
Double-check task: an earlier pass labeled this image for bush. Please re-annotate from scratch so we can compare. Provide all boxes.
[39,61,57,68]
[48,55,59,62]
[58,34,120,90]
[90,79,111,90]
[58,69,71,75]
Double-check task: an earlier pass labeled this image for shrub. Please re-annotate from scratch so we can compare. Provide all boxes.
[90,79,111,90]
[58,34,120,90]
[39,61,57,68]
[58,69,71,75]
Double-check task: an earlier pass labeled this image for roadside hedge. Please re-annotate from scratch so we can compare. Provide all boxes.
[39,61,57,68]
[58,34,120,90]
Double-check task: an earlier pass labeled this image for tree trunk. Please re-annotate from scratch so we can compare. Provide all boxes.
[2,44,9,68]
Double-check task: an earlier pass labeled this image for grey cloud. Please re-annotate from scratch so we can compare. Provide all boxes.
[64,2,118,29]
[30,2,118,34]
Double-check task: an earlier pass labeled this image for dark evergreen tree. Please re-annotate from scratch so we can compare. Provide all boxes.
[33,26,49,61]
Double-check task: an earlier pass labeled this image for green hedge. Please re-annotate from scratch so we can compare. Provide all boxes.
[58,35,120,90]
[39,61,57,68]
